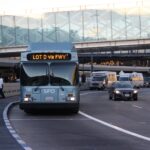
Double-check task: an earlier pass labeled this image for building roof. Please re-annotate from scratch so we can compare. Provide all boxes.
[27,42,74,51]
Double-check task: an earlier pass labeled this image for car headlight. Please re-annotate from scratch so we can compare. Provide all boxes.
[133,90,138,94]
[115,90,120,94]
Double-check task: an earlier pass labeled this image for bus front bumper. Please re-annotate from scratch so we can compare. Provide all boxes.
[19,102,79,110]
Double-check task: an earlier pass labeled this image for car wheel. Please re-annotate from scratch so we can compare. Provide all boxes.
[113,94,117,101]
[109,95,112,100]
[133,97,138,101]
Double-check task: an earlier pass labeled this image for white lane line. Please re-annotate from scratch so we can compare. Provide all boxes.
[79,111,150,142]
[132,105,143,109]
[3,101,33,150]
[10,118,89,121]
[80,91,150,142]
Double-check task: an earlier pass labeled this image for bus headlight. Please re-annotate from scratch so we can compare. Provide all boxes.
[24,94,32,102]
[24,97,29,102]
[67,93,76,101]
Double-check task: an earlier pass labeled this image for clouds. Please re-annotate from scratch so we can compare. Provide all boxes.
[0,0,149,15]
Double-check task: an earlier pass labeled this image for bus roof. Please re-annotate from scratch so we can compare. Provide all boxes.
[27,42,74,52]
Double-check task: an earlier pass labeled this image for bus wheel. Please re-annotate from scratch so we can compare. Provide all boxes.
[24,109,32,114]
[71,107,79,114]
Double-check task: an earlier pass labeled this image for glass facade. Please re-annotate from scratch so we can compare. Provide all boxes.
[0,5,150,47]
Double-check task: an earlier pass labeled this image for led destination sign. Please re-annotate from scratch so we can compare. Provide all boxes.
[27,53,71,61]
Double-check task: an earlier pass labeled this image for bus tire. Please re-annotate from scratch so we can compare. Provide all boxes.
[71,107,79,114]
[24,109,32,114]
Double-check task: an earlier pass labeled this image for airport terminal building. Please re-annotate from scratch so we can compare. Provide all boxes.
[0,2,150,46]
[0,1,150,81]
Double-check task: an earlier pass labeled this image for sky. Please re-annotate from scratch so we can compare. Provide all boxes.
[0,0,149,15]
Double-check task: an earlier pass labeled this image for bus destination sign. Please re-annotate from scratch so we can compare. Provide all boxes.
[27,53,71,61]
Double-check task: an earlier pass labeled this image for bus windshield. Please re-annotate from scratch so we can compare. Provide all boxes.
[50,62,79,86]
[21,62,79,86]
[21,63,49,86]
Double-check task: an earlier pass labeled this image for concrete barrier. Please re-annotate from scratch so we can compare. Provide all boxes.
[2,82,89,98]
[3,83,20,97]
[80,82,90,91]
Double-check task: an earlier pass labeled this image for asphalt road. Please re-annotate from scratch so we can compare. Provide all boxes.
[8,88,150,150]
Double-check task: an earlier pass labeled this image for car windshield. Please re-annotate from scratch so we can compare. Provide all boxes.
[115,82,133,88]
[144,77,150,81]
[119,77,130,81]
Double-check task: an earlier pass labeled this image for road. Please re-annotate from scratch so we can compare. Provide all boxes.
[8,88,150,150]
[0,96,22,150]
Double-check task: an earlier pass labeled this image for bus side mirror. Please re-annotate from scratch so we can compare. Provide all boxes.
[81,74,86,83]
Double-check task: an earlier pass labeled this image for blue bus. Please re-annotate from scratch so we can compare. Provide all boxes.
[19,43,80,113]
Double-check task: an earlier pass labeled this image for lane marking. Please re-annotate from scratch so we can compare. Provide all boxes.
[132,105,143,109]
[10,118,90,121]
[3,90,150,150]
[3,101,33,150]
[79,111,150,142]
[80,92,150,142]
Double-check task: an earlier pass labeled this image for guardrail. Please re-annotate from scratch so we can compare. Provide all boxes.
[79,64,150,72]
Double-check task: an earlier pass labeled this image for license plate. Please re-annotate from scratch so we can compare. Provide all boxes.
[45,96,54,102]
[125,94,130,97]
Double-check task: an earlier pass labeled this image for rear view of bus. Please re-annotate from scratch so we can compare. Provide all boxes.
[19,43,80,113]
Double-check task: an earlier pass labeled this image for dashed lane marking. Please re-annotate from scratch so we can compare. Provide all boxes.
[132,105,143,109]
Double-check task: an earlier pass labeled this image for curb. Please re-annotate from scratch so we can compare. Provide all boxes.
[3,101,33,150]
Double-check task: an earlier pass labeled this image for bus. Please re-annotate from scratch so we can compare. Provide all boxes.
[19,43,80,113]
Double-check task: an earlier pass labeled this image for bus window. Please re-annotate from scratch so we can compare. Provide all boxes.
[21,63,49,86]
[50,62,79,86]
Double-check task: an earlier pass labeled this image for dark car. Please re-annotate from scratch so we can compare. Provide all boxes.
[108,81,138,101]
[144,77,150,87]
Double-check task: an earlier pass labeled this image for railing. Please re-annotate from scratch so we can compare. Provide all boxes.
[79,64,150,72]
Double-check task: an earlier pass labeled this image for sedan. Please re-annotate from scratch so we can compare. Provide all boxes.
[108,81,138,101]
